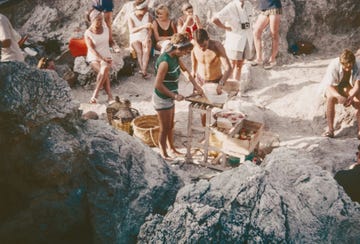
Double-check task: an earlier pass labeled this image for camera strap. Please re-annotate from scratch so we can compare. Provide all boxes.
[235,1,250,25]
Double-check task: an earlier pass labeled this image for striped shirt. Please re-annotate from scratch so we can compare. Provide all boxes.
[154,52,181,99]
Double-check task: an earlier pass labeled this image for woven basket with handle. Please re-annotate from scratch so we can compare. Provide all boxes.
[131,115,160,147]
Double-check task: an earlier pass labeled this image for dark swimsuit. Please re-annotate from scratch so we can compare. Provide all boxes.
[156,20,175,37]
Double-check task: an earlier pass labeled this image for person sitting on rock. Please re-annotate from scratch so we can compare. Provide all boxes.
[128,0,153,79]
[91,0,120,52]
[0,13,24,62]
[152,4,177,52]
[334,144,360,203]
[177,2,202,40]
[85,9,114,104]
[318,49,360,138]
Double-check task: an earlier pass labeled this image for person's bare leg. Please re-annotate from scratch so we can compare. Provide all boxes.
[131,41,144,72]
[90,62,103,101]
[101,63,113,101]
[326,96,336,133]
[253,14,269,63]
[103,11,114,46]
[352,97,360,138]
[268,14,281,63]
[157,108,173,159]
[233,59,244,81]
[141,38,152,77]
[166,107,182,155]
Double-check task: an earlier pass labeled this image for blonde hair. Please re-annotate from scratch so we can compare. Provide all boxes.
[155,4,169,17]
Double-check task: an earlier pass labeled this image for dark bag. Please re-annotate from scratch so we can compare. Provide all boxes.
[118,56,136,77]
[290,40,315,55]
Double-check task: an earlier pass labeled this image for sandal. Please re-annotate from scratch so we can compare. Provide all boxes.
[250,60,263,66]
[142,73,151,79]
[264,61,277,70]
[89,97,97,104]
[322,130,334,138]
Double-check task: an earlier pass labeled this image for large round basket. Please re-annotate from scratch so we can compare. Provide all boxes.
[131,115,160,147]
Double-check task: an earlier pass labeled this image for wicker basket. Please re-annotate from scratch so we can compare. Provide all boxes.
[132,115,160,147]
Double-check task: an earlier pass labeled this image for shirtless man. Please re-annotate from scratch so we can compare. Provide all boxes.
[191,28,232,95]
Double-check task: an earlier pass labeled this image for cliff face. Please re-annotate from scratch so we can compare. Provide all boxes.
[0,62,182,243]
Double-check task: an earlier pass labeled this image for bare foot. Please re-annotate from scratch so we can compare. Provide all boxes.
[89,97,97,104]
[142,73,151,79]
[170,149,185,157]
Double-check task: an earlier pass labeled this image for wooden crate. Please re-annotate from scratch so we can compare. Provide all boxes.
[210,119,263,157]
[222,119,264,157]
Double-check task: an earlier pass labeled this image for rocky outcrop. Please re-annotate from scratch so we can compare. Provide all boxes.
[138,148,360,243]
[288,0,360,54]
[0,62,182,243]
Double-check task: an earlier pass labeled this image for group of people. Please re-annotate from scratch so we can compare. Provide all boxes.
[0,0,359,202]
[2,2,360,154]
[147,0,282,159]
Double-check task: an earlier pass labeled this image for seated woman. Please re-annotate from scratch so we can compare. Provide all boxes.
[128,1,153,79]
[177,2,202,40]
[152,4,177,51]
[153,33,203,159]
[85,9,114,104]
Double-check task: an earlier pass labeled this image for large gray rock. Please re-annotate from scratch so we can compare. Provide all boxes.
[0,62,182,243]
[138,148,360,243]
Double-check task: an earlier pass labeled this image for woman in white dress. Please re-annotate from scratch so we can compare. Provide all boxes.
[85,9,114,104]
[128,1,153,79]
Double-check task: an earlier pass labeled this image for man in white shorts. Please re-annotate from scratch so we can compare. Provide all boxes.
[212,0,254,81]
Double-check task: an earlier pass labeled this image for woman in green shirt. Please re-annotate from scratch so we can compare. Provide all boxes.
[153,33,202,160]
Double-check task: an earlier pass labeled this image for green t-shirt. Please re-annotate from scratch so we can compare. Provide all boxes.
[154,52,181,99]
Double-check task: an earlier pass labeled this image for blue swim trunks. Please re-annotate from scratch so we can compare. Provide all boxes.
[94,0,113,12]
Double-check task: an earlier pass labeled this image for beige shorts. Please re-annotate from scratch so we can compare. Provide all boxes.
[226,40,253,60]
[261,8,282,16]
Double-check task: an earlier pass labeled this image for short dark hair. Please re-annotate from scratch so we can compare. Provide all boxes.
[193,28,209,44]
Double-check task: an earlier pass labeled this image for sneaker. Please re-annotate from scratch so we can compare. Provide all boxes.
[250,60,263,66]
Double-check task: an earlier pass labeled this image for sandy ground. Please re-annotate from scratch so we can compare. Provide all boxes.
[70,52,357,183]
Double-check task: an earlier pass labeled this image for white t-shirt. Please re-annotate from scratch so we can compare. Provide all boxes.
[0,14,24,62]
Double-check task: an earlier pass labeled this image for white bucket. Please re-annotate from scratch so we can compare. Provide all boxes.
[202,83,228,104]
